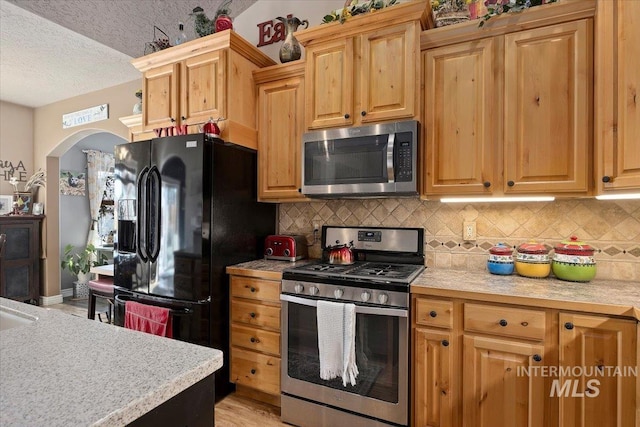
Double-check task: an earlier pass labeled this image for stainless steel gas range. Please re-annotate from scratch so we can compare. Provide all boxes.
[280,226,425,427]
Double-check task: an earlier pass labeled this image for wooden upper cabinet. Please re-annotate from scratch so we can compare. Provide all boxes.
[255,62,307,202]
[423,37,498,195]
[297,0,431,130]
[558,313,637,427]
[132,31,275,150]
[180,51,225,127]
[421,4,594,198]
[595,0,640,194]
[142,63,179,131]
[304,38,354,129]
[504,20,592,195]
[358,22,418,124]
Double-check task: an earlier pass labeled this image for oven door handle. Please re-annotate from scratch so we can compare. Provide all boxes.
[280,294,407,318]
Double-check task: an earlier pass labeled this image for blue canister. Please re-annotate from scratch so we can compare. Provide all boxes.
[487,243,514,275]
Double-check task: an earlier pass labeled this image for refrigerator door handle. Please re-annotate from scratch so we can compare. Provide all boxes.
[148,166,162,263]
[136,167,150,262]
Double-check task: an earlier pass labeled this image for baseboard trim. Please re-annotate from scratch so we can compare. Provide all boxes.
[40,294,63,306]
[61,288,73,298]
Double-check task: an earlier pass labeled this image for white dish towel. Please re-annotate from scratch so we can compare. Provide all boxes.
[317,300,359,386]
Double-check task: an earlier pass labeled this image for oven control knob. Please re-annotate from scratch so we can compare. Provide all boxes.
[334,288,344,299]
[378,293,389,305]
[309,286,319,296]
[361,291,371,302]
[294,283,304,294]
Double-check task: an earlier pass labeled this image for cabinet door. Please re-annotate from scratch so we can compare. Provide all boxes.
[558,313,637,427]
[359,22,418,124]
[463,335,546,427]
[595,0,640,193]
[0,220,39,303]
[423,38,498,195]
[413,328,456,427]
[142,63,179,131]
[504,20,591,194]
[257,76,306,201]
[305,38,354,129]
[181,51,225,127]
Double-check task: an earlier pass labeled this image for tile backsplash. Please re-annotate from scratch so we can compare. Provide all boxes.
[278,198,640,282]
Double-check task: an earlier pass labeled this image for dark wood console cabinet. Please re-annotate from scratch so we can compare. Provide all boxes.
[0,216,43,304]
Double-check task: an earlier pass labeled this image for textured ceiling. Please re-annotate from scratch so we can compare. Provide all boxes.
[0,0,256,108]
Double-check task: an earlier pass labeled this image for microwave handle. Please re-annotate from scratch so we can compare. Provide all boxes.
[387,133,395,183]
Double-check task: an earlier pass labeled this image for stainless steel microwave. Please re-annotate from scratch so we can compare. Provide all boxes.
[302,120,419,197]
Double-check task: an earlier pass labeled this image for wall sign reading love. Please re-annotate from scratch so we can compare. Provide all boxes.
[62,104,109,129]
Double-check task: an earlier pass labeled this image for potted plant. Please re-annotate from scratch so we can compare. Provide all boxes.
[60,244,108,285]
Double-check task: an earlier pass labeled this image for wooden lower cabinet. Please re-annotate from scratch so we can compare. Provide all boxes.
[462,335,546,427]
[558,313,637,427]
[229,274,281,406]
[412,295,638,427]
[413,327,456,427]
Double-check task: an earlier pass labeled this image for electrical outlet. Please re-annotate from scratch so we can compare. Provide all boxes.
[463,221,477,241]
[313,223,320,232]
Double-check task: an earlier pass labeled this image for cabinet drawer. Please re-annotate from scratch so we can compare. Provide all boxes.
[231,300,280,330]
[231,324,280,356]
[464,303,546,341]
[414,298,454,329]
[231,276,280,303]
[231,347,280,396]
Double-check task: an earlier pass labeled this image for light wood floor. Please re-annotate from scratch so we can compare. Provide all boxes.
[215,394,288,426]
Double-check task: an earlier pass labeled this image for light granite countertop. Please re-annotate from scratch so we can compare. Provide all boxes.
[227,259,640,319]
[0,297,222,427]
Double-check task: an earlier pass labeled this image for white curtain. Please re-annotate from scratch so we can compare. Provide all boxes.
[84,150,114,247]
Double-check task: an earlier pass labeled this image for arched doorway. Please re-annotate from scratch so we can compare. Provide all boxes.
[42,129,126,304]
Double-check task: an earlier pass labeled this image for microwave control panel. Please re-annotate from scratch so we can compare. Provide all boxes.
[395,132,413,182]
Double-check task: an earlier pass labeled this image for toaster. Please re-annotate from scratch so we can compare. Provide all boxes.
[264,235,308,261]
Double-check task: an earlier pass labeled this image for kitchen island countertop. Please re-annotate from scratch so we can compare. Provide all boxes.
[227,259,640,319]
[0,297,222,426]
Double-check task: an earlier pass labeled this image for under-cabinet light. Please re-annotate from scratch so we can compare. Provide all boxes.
[440,196,556,203]
[595,193,640,200]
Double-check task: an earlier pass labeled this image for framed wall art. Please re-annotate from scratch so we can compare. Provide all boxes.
[60,170,86,196]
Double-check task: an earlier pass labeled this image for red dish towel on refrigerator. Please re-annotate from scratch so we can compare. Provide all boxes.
[124,301,173,338]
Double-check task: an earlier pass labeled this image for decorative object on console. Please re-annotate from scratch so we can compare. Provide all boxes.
[9,169,45,215]
[191,7,215,37]
[214,0,234,32]
[515,241,551,278]
[431,0,470,27]
[133,89,142,114]
[144,26,172,55]
[323,0,399,24]
[276,16,309,63]
[487,242,514,275]
[0,195,12,215]
[478,0,557,27]
[552,236,597,282]
[31,202,43,216]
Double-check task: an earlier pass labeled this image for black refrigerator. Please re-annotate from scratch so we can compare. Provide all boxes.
[112,134,275,400]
